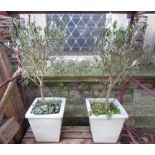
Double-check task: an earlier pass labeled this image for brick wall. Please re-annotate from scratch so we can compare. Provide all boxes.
[0,15,13,41]
[0,14,25,71]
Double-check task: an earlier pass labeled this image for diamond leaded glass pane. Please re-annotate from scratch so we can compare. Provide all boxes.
[47,13,106,53]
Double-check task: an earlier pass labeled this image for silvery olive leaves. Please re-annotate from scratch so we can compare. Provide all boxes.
[94,17,140,80]
[5,17,66,104]
[9,18,66,78]
[7,18,66,83]
[93,16,143,109]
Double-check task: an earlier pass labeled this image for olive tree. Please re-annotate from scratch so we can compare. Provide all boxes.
[94,17,141,109]
[6,17,66,104]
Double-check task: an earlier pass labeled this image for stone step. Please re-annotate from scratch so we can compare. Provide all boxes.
[152,55,155,63]
[63,88,155,127]
[124,104,155,128]
[63,102,155,128]
[63,102,89,126]
[124,88,155,128]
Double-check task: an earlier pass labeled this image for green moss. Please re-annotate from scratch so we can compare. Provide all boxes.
[27,62,155,78]
[54,89,68,97]
[99,91,117,98]
[64,104,87,117]
[67,97,84,105]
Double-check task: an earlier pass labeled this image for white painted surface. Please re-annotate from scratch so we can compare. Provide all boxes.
[20,14,46,35]
[144,14,155,48]
[86,98,128,143]
[106,13,129,28]
[25,97,66,142]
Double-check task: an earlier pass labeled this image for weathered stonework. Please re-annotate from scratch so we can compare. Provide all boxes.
[25,79,155,127]
[66,83,78,90]
[78,83,89,90]
[123,94,133,104]
[143,83,154,89]
[81,90,90,97]
[90,83,105,90]
[69,90,80,97]
[93,91,100,98]
[0,15,12,40]
[133,89,155,105]
[0,15,25,71]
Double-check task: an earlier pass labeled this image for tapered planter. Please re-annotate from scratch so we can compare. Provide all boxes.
[86,98,128,143]
[25,97,66,142]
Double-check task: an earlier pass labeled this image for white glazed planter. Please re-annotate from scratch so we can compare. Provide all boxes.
[86,98,128,143]
[25,97,66,142]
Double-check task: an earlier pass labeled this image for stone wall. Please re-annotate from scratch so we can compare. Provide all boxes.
[0,14,24,41]
[0,15,16,71]
[0,14,25,71]
[25,81,133,104]
[25,79,155,127]
[0,15,13,40]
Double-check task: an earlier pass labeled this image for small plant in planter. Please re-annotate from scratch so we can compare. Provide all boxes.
[86,17,143,143]
[7,17,66,142]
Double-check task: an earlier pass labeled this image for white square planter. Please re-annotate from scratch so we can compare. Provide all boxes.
[86,98,128,143]
[25,97,66,142]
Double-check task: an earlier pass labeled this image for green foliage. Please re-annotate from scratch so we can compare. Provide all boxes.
[95,18,139,78]
[31,99,62,115]
[10,18,66,78]
[45,59,102,76]
[94,16,143,109]
[90,100,120,119]
[5,17,66,104]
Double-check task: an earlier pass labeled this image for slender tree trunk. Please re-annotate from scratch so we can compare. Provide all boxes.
[39,80,46,104]
[104,84,112,110]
